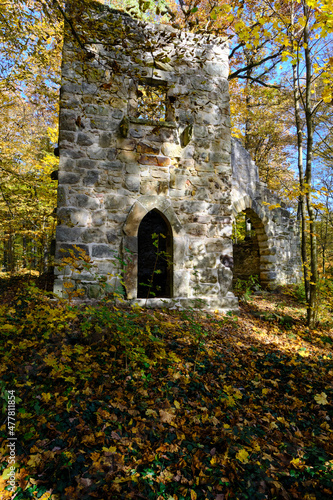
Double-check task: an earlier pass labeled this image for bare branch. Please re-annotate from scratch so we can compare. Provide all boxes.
[233,75,280,88]
[228,49,283,80]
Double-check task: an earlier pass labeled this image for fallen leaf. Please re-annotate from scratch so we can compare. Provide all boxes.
[314,392,328,405]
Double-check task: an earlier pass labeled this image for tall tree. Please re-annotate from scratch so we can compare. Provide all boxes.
[0,0,61,272]
[283,0,332,326]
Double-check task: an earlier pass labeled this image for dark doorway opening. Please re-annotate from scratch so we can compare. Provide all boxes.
[137,210,173,298]
[232,211,260,285]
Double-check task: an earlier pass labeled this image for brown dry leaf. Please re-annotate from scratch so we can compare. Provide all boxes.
[111,431,121,440]
[79,477,92,488]
[159,409,175,424]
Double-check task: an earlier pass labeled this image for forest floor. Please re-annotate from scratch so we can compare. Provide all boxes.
[0,274,332,500]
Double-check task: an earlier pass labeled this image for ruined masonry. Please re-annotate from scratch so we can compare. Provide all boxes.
[54,1,302,311]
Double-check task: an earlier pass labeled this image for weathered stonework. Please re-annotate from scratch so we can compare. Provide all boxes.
[231,138,302,288]
[54,1,301,310]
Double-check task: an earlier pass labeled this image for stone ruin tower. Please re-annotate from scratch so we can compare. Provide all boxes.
[54,1,301,310]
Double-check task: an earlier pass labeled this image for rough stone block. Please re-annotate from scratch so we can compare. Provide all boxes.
[194,254,217,268]
[169,188,184,199]
[170,174,187,190]
[138,155,171,167]
[82,228,107,243]
[61,149,86,159]
[87,145,107,160]
[260,255,277,264]
[200,269,218,283]
[112,108,124,120]
[219,225,233,237]
[140,179,158,195]
[99,132,112,148]
[104,195,128,211]
[210,151,230,163]
[150,169,169,180]
[59,114,77,131]
[129,127,145,139]
[189,240,205,256]
[125,175,140,192]
[157,181,169,194]
[96,260,118,275]
[122,261,136,300]
[173,237,186,263]
[138,154,157,166]
[90,117,118,131]
[77,159,97,169]
[88,284,103,299]
[76,194,100,210]
[83,171,99,186]
[205,239,232,254]
[59,157,75,171]
[58,172,80,185]
[59,131,76,143]
[92,244,115,258]
[53,278,64,298]
[180,201,206,214]
[118,150,137,163]
[102,160,123,171]
[92,210,107,226]
[161,143,182,157]
[137,142,160,154]
[117,138,137,150]
[260,271,277,282]
[82,82,98,94]
[106,231,119,244]
[56,226,83,242]
[193,125,208,138]
[184,223,207,237]
[107,148,117,160]
[77,133,94,146]
[126,164,140,175]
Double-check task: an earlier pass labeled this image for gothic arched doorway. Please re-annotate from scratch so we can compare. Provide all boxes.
[137,209,173,298]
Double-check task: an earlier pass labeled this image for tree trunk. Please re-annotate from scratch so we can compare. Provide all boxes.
[303,3,318,328]
[292,63,310,303]
[291,0,310,303]
[244,50,253,152]
[22,236,27,269]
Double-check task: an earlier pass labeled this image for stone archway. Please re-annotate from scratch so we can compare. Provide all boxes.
[233,211,260,284]
[231,138,302,289]
[232,196,277,289]
[137,209,173,298]
[122,196,183,300]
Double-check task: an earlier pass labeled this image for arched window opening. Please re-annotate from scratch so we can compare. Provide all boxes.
[137,210,173,298]
[232,211,260,285]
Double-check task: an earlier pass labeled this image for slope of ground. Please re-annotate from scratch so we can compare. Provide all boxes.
[0,277,332,500]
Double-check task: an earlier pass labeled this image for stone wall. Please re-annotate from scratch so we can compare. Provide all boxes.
[54,1,301,309]
[231,138,302,288]
[54,1,238,311]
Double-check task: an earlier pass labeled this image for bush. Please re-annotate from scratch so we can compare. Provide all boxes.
[233,275,260,302]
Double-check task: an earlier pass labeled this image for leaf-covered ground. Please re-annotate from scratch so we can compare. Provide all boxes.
[0,279,332,500]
